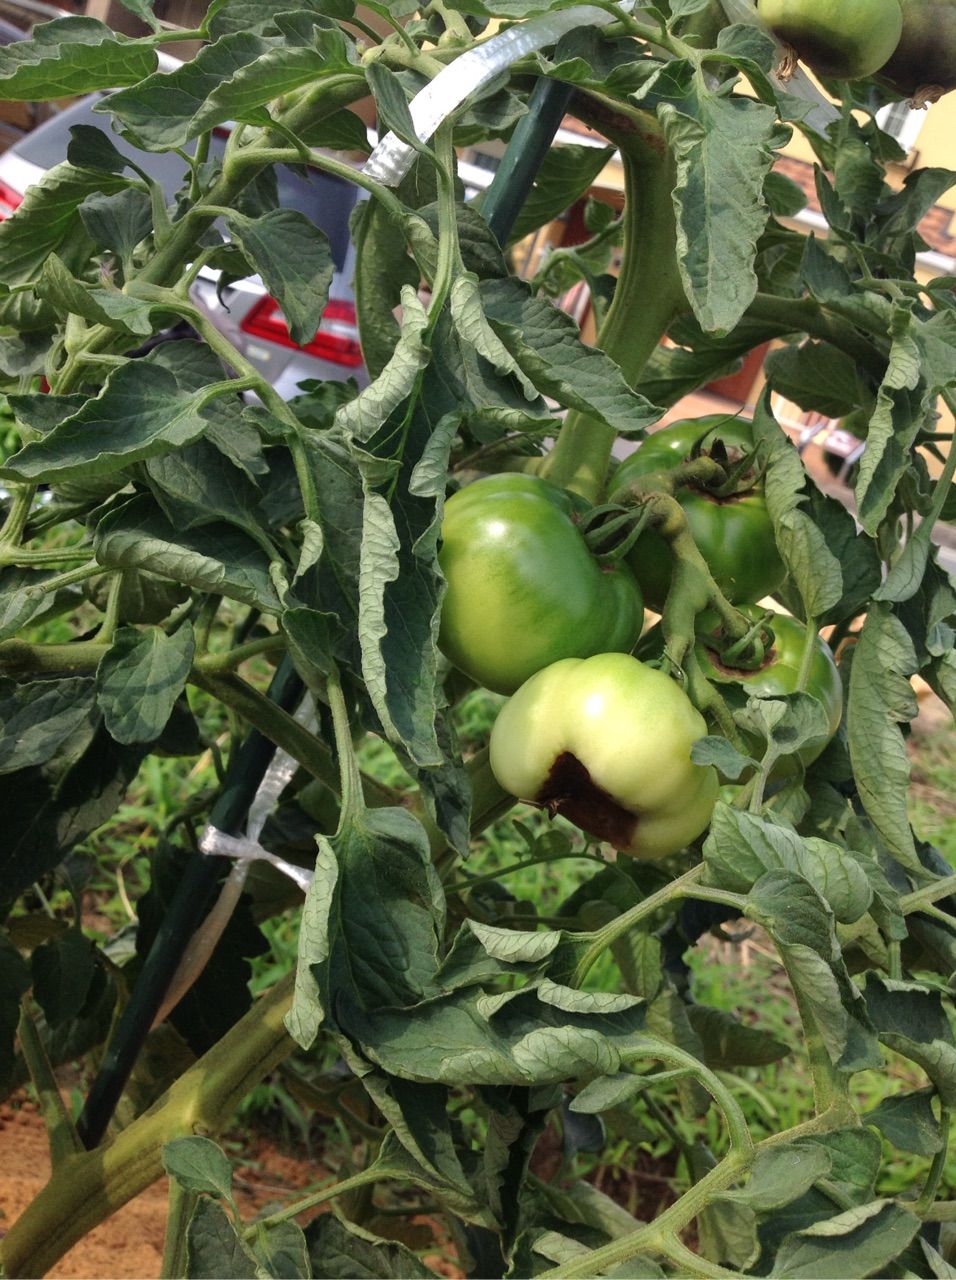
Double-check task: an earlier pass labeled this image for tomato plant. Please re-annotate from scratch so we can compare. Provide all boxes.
[438,473,643,693]
[0,0,955,1276]
[613,415,786,608]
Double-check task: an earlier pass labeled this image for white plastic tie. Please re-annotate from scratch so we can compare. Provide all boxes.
[363,1,635,188]
[198,698,317,893]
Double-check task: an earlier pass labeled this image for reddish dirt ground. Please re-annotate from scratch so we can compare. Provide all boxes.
[0,1097,459,1280]
[0,1096,346,1280]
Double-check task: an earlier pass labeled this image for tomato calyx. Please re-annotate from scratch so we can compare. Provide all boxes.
[537,751,638,848]
[699,610,777,672]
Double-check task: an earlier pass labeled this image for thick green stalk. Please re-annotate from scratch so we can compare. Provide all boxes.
[540,147,685,501]
[2,975,296,1279]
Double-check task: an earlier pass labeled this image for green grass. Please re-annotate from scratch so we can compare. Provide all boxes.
[910,722,956,865]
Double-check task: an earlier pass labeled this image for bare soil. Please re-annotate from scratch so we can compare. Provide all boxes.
[0,1096,340,1280]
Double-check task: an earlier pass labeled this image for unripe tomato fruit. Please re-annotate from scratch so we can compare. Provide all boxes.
[613,416,785,610]
[880,0,956,99]
[757,0,903,78]
[697,607,843,767]
[438,474,644,696]
[489,653,718,859]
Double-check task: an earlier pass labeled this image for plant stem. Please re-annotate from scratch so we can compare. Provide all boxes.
[326,664,364,824]
[916,1108,951,1216]
[190,670,342,796]
[745,293,886,374]
[2,975,296,1280]
[536,1151,750,1280]
[161,1181,196,1280]
[196,634,286,673]
[573,863,706,985]
[656,1233,741,1279]
[0,483,34,545]
[540,147,685,501]
[241,1165,384,1238]
[17,1002,84,1165]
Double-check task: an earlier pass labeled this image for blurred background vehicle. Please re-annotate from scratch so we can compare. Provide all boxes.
[0,28,368,393]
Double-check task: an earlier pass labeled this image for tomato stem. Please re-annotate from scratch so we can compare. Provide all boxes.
[539,147,685,501]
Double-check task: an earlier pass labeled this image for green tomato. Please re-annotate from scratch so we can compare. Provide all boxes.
[697,607,843,767]
[438,474,643,695]
[880,0,956,98]
[757,0,903,78]
[614,416,786,610]
[489,653,718,859]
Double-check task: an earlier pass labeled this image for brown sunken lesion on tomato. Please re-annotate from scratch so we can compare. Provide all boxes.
[535,751,638,849]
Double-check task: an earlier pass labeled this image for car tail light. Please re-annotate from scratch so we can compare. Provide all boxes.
[0,180,23,220]
[240,296,363,367]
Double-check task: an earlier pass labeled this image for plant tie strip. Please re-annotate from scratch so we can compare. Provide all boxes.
[198,698,315,893]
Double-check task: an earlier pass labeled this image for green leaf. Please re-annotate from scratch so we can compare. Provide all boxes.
[0,360,220,484]
[480,278,661,434]
[734,693,833,775]
[770,1200,920,1278]
[0,162,128,286]
[660,90,779,333]
[704,803,873,925]
[34,254,161,337]
[345,980,647,1088]
[100,32,272,150]
[686,1005,789,1068]
[0,332,52,378]
[146,438,265,538]
[224,209,333,347]
[205,0,354,37]
[305,1213,436,1279]
[863,1087,942,1156]
[0,726,146,905]
[94,494,282,614]
[116,0,162,30]
[569,1072,654,1114]
[505,144,614,245]
[863,974,956,1107]
[0,937,30,1094]
[335,286,429,440]
[163,1136,235,1199]
[31,930,97,1028]
[252,1221,312,1280]
[356,409,459,769]
[188,21,359,140]
[95,624,195,745]
[746,871,879,1072]
[691,736,756,779]
[287,807,444,1050]
[349,198,419,381]
[0,17,156,100]
[366,61,430,155]
[0,677,96,774]
[79,187,153,263]
[854,307,931,537]
[637,313,786,408]
[185,1196,258,1279]
[847,606,921,874]
[765,341,867,418]
[750,392,843,621]
[66,124,131,174]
